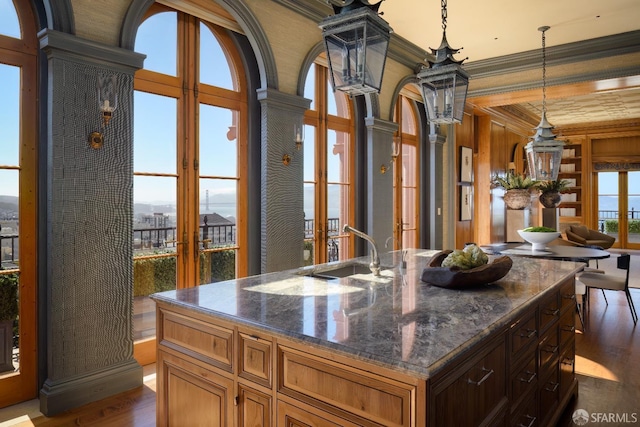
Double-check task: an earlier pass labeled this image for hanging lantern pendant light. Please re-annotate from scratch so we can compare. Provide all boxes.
[525,26,565,181]
[417,0,470,124]
[319,0,392,97]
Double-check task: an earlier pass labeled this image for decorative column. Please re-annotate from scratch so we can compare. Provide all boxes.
[364,117,398,247]
[425,123,446,248]
[257,88,311,273]
[38,30,145,416]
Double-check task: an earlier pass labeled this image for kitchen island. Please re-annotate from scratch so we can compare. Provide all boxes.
[151,248,582,426]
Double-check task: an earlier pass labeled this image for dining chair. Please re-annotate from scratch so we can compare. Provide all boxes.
[576,253,637,324]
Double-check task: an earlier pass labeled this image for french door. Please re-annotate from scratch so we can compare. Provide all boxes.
[596,170,640,249]
[132,4,247,364]
[0,0,38,407]
[303,63,354,264]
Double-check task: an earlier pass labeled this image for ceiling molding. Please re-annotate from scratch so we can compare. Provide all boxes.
[464,30,640,80]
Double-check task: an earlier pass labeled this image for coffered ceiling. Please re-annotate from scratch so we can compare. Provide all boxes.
[379,0,640,127]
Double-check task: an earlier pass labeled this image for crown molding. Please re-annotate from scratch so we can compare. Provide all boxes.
[464,30,640,79]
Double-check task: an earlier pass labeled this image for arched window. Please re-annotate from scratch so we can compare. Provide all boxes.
[303,61,355,265]
[132,3,248,363]
[0,0,38,406]
[393,94,420,249]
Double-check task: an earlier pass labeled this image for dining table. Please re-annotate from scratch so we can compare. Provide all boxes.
[481,242,611,263]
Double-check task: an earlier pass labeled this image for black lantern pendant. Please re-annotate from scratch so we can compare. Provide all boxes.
[319,0,392,97]
[417,0,469,124]
[525,26,565,181]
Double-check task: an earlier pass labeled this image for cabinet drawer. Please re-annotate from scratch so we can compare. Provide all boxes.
[510,312,537,357]
[539,367,560,427]
[510,391,538,427]
[278,346,414,427]
[433,339,507,427]
[277,399,363,427]
[539,293,560,334]
[510,352,537,409]
[558,307,576,349]
[239,330,272,388]
[159,309,234,372]
[538,327,559,376]
[559,279,577,313]
[559,344,576,398]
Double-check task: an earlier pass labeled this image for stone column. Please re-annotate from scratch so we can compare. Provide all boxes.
[364,117,398,248]
[257,88,311,273]
[425,123,446,249]
[38,29,145,416]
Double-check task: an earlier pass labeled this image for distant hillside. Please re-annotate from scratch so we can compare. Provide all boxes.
[0,195,18,212]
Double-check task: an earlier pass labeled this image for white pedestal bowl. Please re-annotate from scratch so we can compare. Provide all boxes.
[517,230,561,251]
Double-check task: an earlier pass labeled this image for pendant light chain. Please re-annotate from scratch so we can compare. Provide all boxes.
[441,0,447,32]
[541,27,547,115]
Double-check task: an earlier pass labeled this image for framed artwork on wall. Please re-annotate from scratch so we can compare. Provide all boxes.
[460,185,472,221]
[460,146,473,183]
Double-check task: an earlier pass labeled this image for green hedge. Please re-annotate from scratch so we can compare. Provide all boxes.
[603,219,640,234]
[200,250,236,283]
[0,272,18,321]
[133,249,237,297]
[133,257,177,297]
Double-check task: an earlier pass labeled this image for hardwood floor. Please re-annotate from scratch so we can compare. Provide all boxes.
[557,287,640,426]
[0,289,637,426]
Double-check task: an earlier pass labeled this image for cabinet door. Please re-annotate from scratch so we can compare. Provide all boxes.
[239,383,271,427]
[433,338,507,427]
[158,351,234,427]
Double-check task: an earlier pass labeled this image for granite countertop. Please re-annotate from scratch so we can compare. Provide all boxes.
[151,248,584,378]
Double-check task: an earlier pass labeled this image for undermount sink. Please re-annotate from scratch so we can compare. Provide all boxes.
[303,263,385,280]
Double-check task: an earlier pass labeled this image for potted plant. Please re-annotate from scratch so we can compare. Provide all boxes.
[0,270,18,373]
[491,171,539,210]
[537,179,570,208]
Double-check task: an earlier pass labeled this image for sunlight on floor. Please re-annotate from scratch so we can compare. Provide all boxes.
[575,354,619,381]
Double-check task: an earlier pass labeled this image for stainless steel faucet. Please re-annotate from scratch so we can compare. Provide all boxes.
[343,224,380,276]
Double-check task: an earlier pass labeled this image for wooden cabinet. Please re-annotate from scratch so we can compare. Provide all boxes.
[154,276,577,427]
[506,276,577,427]
[431,334,508,427]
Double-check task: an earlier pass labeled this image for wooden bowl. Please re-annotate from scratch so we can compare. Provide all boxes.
[421,250,513,289]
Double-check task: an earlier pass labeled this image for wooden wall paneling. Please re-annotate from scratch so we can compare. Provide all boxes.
[455,112,475,249]
[475,115,493,245]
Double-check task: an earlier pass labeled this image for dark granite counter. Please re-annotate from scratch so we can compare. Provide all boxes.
[151,248,584,379]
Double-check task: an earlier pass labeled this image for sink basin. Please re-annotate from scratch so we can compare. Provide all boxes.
[303,263,384,280]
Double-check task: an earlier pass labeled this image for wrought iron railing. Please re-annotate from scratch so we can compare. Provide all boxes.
[597,209,639,232]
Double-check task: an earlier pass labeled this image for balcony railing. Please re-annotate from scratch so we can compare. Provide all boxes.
[0,233,18,268]
[1,217,346,266]
[597,208,638,232]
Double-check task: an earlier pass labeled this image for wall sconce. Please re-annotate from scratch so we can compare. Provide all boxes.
[294,121,304,151]
[89,74,118,149]
[380,134,400,174]
[283,121,305,166]
[319,0,392,97]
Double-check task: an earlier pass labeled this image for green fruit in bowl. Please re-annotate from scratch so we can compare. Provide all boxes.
[522,226,557,232]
